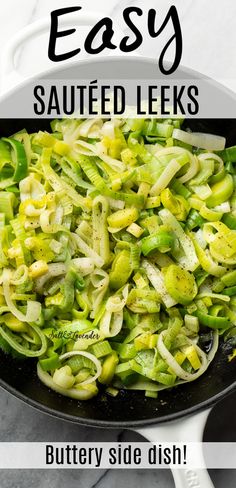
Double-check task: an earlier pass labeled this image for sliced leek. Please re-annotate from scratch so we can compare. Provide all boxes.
[0,116,234,401]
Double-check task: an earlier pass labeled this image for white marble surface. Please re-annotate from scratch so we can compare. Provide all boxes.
[1,0,236,91]
[0,1,236,487]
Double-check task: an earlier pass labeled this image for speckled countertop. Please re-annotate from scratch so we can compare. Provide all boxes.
[0,387,236,488]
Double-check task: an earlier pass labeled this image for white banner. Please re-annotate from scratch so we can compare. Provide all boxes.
[0,442,235,469]
[1,77,236,118]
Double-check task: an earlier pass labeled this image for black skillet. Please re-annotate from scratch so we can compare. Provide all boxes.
[0,118,235,488]
[0,117,235,428]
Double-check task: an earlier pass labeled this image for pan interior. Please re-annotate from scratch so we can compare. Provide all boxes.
[0,336,235,427]
[0,117,235,427]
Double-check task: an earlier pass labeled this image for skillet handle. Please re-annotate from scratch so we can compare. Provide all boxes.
[0,11,101,92]
[136,408,214,488]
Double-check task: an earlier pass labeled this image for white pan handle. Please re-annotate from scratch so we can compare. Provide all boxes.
[1,11,101,92]
[136,408,214,488]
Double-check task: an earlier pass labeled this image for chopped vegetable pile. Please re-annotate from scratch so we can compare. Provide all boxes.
[0,117,236,401]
